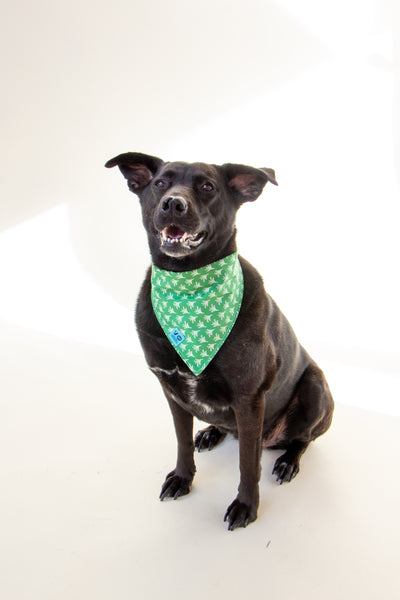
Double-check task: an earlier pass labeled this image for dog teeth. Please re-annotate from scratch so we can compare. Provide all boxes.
[161,233,185,244]
[161,230,202,245]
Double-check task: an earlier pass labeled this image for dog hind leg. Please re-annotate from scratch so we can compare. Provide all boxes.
[271,363,334,484]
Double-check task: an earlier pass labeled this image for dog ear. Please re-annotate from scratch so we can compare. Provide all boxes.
[222,164,278,203]
[105,152,164,193]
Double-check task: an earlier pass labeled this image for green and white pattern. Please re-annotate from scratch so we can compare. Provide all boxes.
[151,252,244,375]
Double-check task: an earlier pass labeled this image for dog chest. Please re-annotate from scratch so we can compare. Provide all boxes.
[150,365,233,422]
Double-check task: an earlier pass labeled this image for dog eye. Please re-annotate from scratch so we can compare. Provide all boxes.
[201,183,214,193]
[154,179,168,190]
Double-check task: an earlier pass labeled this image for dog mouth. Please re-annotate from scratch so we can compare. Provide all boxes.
[159,225,207,249]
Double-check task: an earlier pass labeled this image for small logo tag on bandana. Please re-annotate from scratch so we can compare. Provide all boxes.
[168,327,186,347]
[151,252,244,375]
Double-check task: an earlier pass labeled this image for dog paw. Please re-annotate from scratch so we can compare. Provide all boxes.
[223,499,257,531]
[194,426,226,452]
[272,455,300,484]
[159,471,192,501]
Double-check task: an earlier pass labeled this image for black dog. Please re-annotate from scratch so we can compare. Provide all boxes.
[105,152,334,530]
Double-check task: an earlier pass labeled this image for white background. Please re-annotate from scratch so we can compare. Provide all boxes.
[1,2,400,598]
[1,0,399,414]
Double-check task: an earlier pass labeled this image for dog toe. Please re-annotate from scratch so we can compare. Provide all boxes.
[194,426,226,452]
[159,472,192,501]
[272,455,300,484]
[224,499,257,531]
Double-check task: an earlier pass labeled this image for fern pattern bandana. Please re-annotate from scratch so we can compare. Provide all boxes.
[151,252,244,375]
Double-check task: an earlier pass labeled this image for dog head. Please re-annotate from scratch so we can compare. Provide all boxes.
[105,152,277,267]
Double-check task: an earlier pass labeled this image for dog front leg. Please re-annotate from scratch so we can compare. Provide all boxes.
[160,392,196,501]
[224,393,265,530]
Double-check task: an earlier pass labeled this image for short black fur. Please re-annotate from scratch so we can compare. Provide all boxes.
[106,152,334,530]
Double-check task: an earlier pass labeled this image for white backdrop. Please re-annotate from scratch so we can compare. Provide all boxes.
[1,0,399,413]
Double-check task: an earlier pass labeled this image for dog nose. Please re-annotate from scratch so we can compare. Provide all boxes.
[161,196,188,215]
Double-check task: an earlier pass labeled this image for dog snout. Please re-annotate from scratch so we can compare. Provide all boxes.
[161,195,188,215]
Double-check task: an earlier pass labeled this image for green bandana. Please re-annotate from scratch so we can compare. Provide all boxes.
[151,252,244,375]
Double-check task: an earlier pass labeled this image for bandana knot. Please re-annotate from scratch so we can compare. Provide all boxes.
[151,252,244,375]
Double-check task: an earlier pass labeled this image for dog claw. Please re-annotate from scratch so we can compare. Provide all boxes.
[224,499,257,531]
[272,455,300,484]
[160,472,192,501]
[194,426,226,452]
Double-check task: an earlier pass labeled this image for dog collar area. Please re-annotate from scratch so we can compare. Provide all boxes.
[151,252,244,375]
